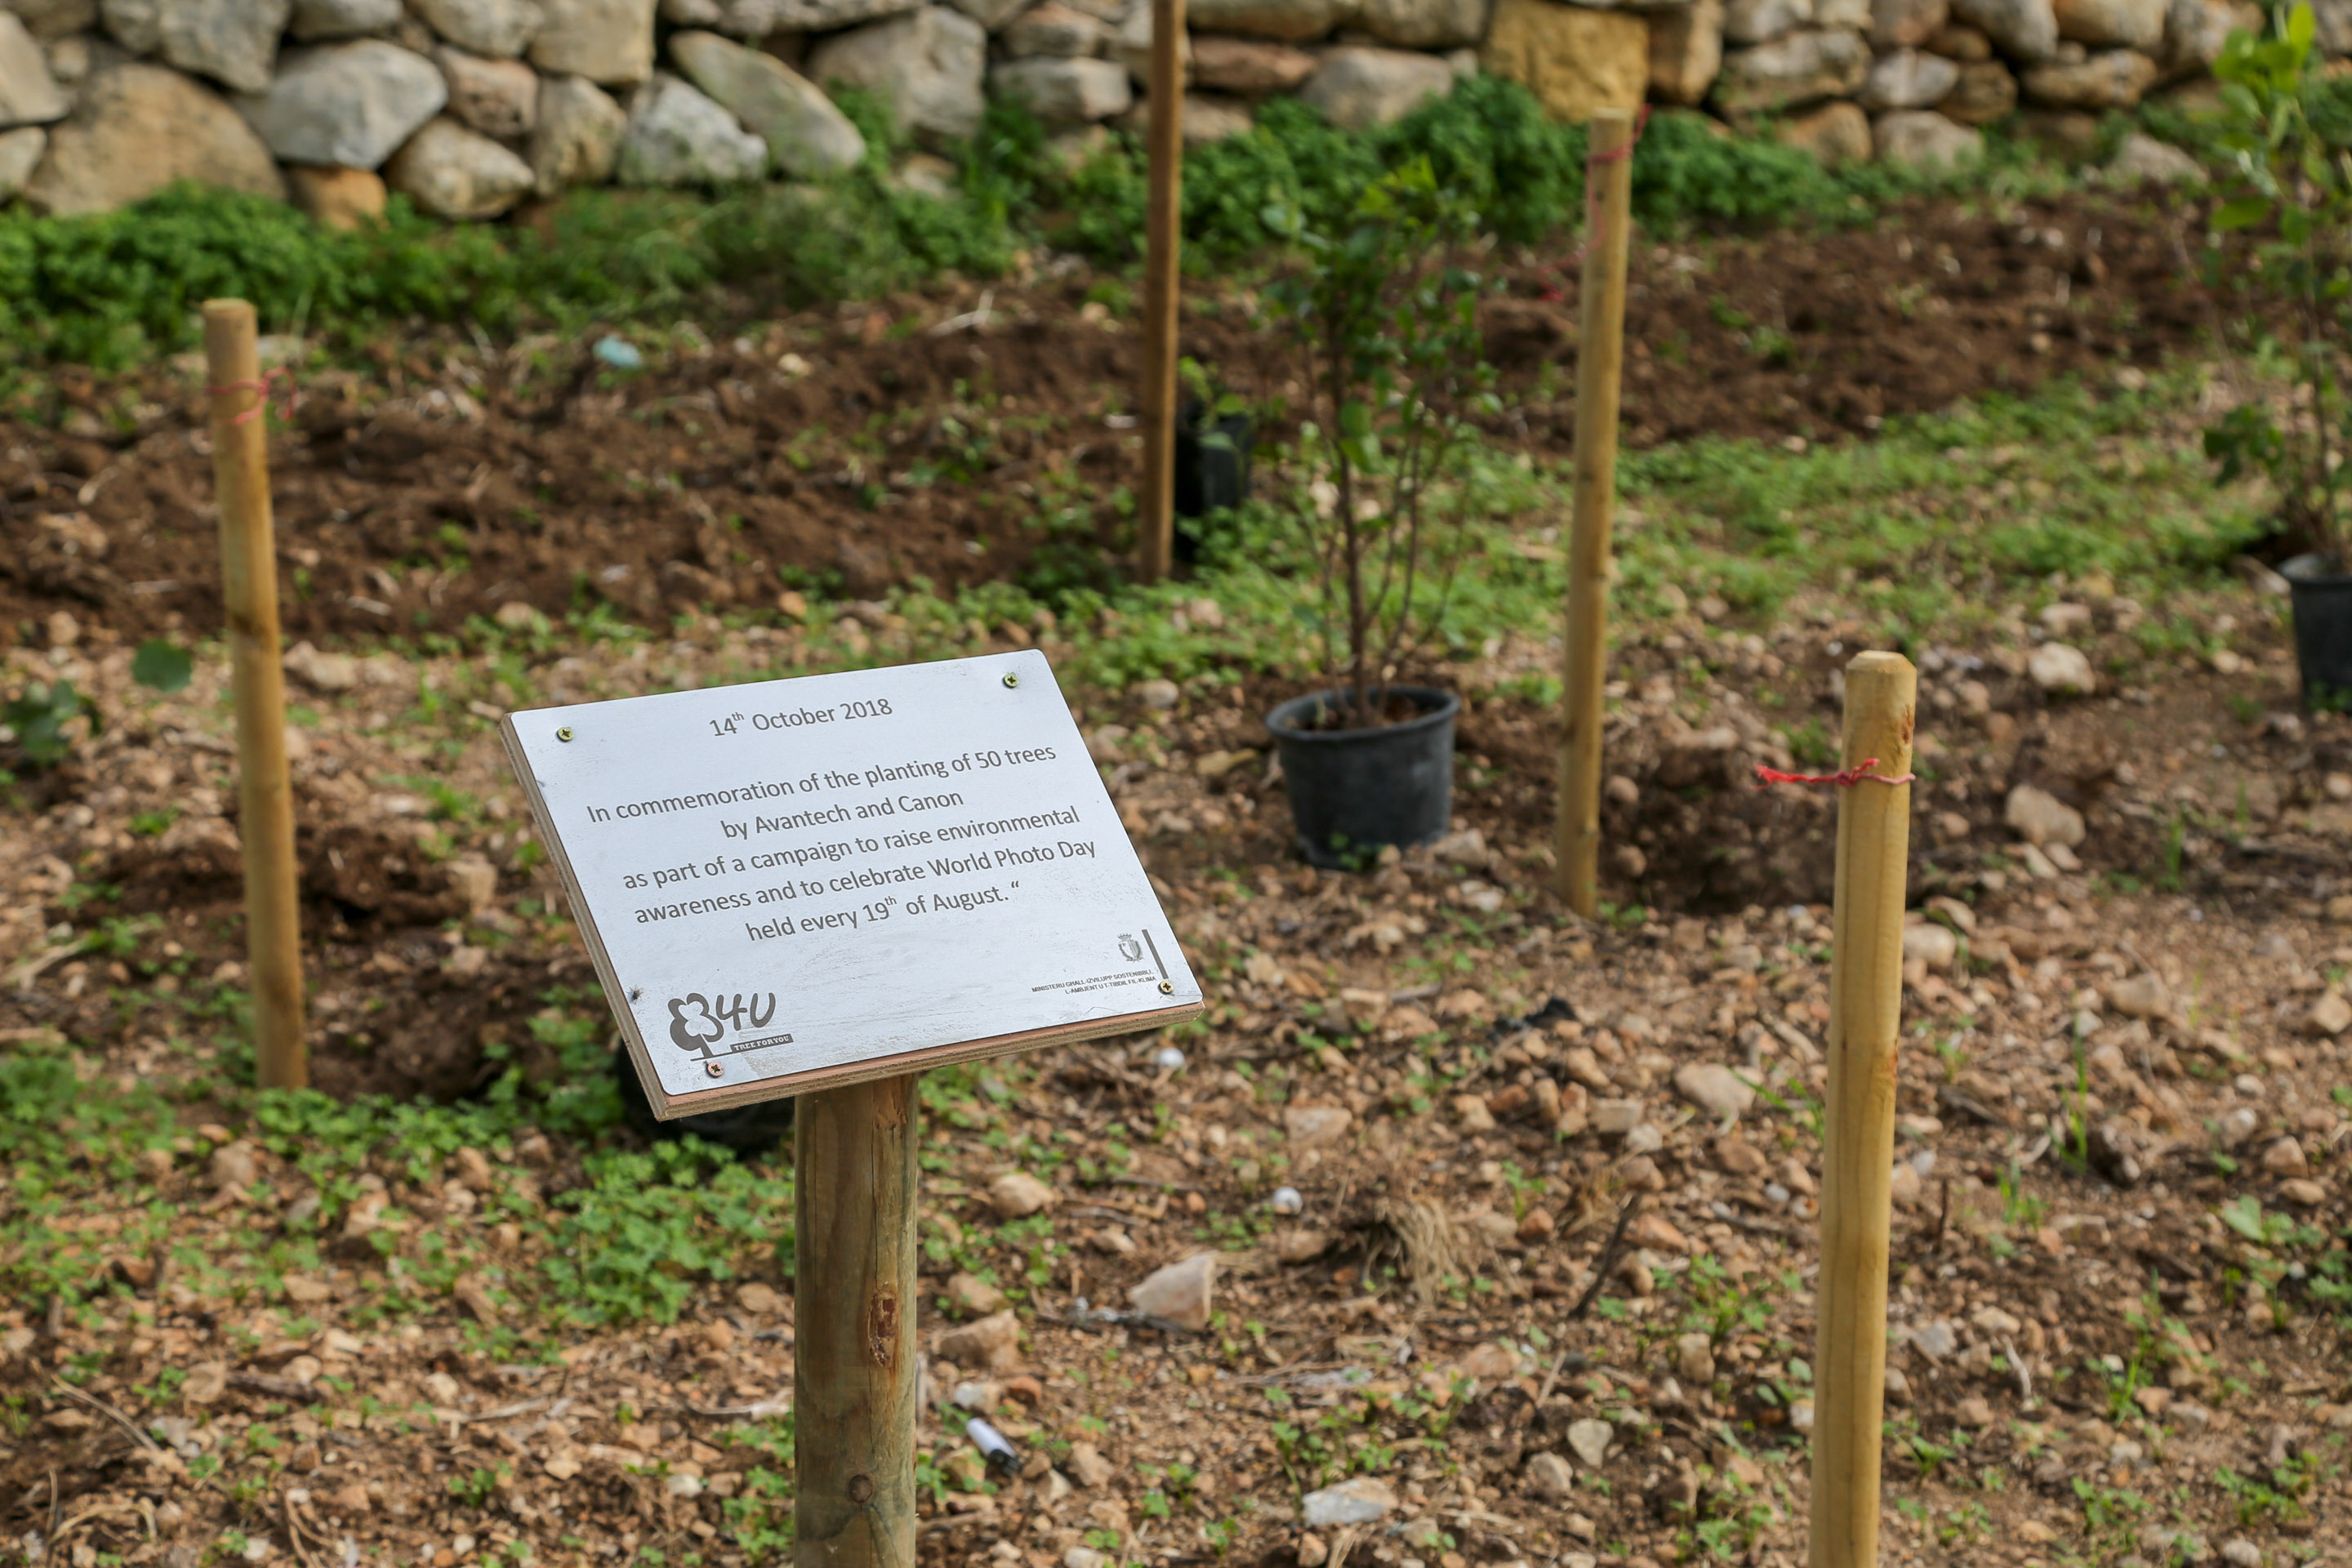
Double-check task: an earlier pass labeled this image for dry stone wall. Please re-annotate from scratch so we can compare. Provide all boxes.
[0,0,2263,225]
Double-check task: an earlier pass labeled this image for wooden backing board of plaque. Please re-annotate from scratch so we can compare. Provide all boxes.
[501,716,1205,1117]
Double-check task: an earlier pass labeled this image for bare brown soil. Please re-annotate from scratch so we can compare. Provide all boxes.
[0,194,2208,649]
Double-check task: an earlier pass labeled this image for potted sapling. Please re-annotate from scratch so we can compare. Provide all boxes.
[2204,4,2352,704]
[1259,159,1495,868]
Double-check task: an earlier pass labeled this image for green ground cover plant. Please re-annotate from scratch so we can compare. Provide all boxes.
[0,78,2066,372]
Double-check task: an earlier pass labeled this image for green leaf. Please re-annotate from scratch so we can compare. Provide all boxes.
[131,639,193,693]
[2212,197,2273,229]
[2287,0,2316,56]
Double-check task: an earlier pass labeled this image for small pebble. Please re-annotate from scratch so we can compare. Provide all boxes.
[1152,1045,1187,1072]
[1270,1186,1304,1216]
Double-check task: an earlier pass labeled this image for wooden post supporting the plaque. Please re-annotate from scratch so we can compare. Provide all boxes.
[1136,0,1185,584]
[1809,652,1916,1568]
[796,1073,920,1568]
[1555,109,1636,919]
[203,299,306,1091]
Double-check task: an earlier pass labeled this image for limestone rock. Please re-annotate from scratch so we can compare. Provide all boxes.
[1274,1225,1330,1263]
[1726,0,1811,45]
[950,0,1031,24]
[1524,1451,1575,1499]
[1649,0,1724,101]
[1184,0,1346,41]
[1566,1418,1613,1466]
[1192,33,1316,91]
[1483,0,1649,121]
[1872,0,1949,44]
[2259,1135,2308,1176]
[1949,0,2056,58]
[991,55,1132,123]
[988,1170,1057,1217]
[102,0,292,93]
[1902,920,1958,969]
[1129,1251,1215,1330]
[2005,784,2085,848]
[1298,43,1451,128]
[440,47,539,136]
[2159,0,2228,74]
[1875,106,1980,163]
[1302,1477,1397,1527]
[938,1308,1022,1371]
[414,0,545,55]
[290,0,406,39]
[1000,2,1109,54]
[1711,27,1869,114]
[1674,1062,1757,1120]
[385,115,534,216]
[1861,44,1957,107]
[672,0,926,25]
[1356,0,1493,48]
[0,13,65,124]
[2106,972,2171,1018]
[1284,1103,1354,1147]
[2302,990,2351,1038]
[617,71,765,183]
[1928,19,1993,52]
[2026,640,2096,692]
[1941,56,2015,119]
[7,0,96,40]
[529,72,624,190]
[247,42,448,171]
[0,123,42,195]
[671,29,863,176]
[2053,0,2160,45]
[947,1272,1006,1315]
[1815,0,1869,24]
[807,7,986,144]
[24,60,284,213]
[531,0,657,83]
[2108,127,2200,180]
[287,163,387,226]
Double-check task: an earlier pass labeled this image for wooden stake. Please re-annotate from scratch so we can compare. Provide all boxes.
[796,1073,920,1568]
[1555,109,1637,917]
[1136,0,1185,584]
[1810,651,1917,1568]
[203,299,305,1092]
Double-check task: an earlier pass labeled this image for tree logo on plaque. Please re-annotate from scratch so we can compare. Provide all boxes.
[666,991,791,1060]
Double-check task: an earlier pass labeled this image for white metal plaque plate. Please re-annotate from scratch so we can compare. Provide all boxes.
[502,650,1201,1116]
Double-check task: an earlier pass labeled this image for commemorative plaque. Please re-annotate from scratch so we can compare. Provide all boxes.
[501,649,1204,1116]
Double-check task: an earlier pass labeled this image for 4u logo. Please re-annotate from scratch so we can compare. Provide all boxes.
[666,991,779,1056]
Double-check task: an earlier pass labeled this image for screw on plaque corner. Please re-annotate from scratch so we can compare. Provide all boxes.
[705,1060,725,1078]
[1158,981,1175,996]
[1002,672,1020,689]
[556,726,575,742]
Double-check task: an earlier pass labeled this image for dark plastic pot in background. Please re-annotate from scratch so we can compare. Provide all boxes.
[1266,685,1459,870]
[2284,552,2352,709]
[617,1048,795,1156]
[1174,403,1252,563]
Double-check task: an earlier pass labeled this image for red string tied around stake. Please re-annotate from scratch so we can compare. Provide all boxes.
[205,365,298,427]
[1753,757,1916,790]
[1538,105,1652,303]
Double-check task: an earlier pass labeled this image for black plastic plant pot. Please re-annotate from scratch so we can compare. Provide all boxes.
[1266,685,1459,870]
[2284,552,2352,710]
[1174,403,1253,561]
